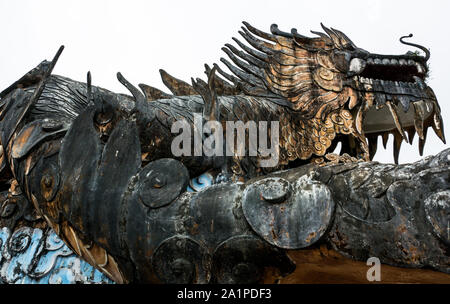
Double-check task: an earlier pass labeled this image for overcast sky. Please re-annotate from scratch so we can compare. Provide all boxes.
[0,0,448,164]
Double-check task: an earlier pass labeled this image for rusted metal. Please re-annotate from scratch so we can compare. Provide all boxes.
[0,22,448,284]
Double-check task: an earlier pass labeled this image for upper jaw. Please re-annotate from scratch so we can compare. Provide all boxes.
[340,52,445,164]
[350,75,434,111]
[344,52,433,112]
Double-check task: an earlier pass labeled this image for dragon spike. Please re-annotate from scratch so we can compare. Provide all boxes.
[192,66,219,121]
[220,57,265,88]
[330,27,357,49]
[406,127,416,145]
[320,23,342,48]
[310,30,333,41]
[382,132,389,149]
[393,131,403,165]
[368,134,378,161]
[117,72,146,104]
[290,28,310,40]
[232,37,269,62]
[203,63,212,75]
[400,34,430,62]
[159,69,196,96]
[419,126,428,156]
[432,111,446,144]
[270,24,294,38]
[8,45,64,143]
[386,101,408,143]
[238,28,275,55]
[204,64,239,95]
[242,21,276,42]
[213,63,239,85]
[413,101,426,140]
[86,71,92,104]
[138,83,172,101]
[222,45,265,78]
[292,28,330,52]
[224,43,266,69]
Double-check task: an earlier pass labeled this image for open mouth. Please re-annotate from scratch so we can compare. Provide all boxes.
[349,54,431,109]
[343,53,444,163]
[360,57,426,82]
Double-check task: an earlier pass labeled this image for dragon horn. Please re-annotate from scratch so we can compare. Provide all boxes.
[117,72,146,105]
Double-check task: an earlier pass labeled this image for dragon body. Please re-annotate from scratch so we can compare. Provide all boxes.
[0,23,448,283]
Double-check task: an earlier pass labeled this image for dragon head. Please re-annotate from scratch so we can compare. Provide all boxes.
[216,22,445,164]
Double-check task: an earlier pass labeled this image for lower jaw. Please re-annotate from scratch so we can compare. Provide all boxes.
[362,100,434,134]
[358,98,441,163]
[323,97,440,164]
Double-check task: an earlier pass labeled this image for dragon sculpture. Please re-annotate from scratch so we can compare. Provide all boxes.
[0,22,448,284]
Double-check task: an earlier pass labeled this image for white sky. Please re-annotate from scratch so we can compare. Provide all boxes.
[0,0,448,164]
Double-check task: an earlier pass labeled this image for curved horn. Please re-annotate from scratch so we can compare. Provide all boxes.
[400,34,430,62]
[117,72,146,104]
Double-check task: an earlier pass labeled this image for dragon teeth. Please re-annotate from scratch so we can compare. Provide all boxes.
[413,101,427,140]
[364,57,422,68]
[416,63,425,74]
[386,101,408,143]
[382,132,389,149]
[419,128,428,156]
[393,131,403,164]
[407,128,416,145]
[368,135,378,161]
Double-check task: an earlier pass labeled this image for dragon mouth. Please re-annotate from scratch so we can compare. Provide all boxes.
[359,57,426,82]
[350,55,430,106]
[342,54,445,163]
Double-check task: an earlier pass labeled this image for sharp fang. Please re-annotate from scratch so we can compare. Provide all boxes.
[406,128,416,145]
[368,135,378,161]
[382,132,389,149]
[413,101,426,140]
[386,101,408,143]
[419,127,428,156]
[416,62,425,74]
[432,108,446,144]
[393,131,403,165]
